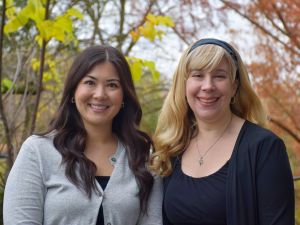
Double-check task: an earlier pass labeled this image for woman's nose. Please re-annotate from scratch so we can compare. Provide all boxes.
[201,77,215,91]
[93,85,107,98]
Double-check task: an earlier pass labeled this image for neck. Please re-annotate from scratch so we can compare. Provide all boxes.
[196,112,233,137]
[84,129,117,158]
[85,124,115,146]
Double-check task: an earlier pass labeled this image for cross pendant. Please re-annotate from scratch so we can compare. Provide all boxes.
[199,157,204,166]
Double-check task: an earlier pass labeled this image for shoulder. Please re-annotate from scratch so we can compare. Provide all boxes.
[239,121,287,161]
[22,134,55,153]
[243,120,283,145]
[23,134,53,146]
[18,134,61,163]
[13,134,66,180]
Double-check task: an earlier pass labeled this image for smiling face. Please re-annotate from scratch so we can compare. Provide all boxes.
[74,62,123,130]
[185,57,237,123]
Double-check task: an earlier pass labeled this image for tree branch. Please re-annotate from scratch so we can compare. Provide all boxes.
[29,0,51,134]
[124,0,155,55]
[220,0,300,57]
[0,0,14,171]
[116,0,126,50]
[269,117,300,143]
[262,84,300,132]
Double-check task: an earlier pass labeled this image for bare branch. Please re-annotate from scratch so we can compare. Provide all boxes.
[220,0,300,57]
[269,117,300,143]
[0,0,14,170]
[29,0,51,134]
[124,0,155,55]
[116,0,126,50]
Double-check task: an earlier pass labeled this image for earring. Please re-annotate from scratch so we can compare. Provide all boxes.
[71,97,75,103]
[121,102,125,108]
[230,96,236,104]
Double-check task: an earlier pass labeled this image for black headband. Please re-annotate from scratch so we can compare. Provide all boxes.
[188,38,238,66]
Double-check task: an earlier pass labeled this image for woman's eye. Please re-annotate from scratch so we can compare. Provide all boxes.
[107,82,118,88]
[83,80,95,86]
[192,74,203,78]
[214,74,226,79]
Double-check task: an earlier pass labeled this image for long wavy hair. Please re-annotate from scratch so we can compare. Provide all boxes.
[150,41,267,176]
[42,45,153,212]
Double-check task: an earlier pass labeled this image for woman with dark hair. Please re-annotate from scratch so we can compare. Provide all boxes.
[4,45,162,225]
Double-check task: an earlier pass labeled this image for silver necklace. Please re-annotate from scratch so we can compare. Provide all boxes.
[196,115,233,166]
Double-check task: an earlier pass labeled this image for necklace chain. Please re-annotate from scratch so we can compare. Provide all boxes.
[196,114,233,166]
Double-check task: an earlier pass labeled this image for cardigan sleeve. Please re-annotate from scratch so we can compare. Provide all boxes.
[3,139,45,225]
[256,136,295,225]
[137,174,163,225]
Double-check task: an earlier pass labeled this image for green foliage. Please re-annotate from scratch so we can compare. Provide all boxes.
[1,78,14,92]
[135,73,169,134]
[31,56,63,92]
[127,57,160,82]
[4,0,83,46]
[5,0,44,33]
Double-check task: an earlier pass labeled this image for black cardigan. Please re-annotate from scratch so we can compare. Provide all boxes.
[163,121,294,225]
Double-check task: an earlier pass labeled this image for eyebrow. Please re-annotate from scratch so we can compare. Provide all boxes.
[85,75,97,80]
[214,69,227,72]
[85,75,121,82]
[106,79,121,83]
[190,69,202,73]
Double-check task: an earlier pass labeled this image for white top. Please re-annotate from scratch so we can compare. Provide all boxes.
[3,135,163,225]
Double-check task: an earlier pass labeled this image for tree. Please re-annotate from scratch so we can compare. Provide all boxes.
[218,0,300,152]
[0,0,174,180]
[0,0,83,173]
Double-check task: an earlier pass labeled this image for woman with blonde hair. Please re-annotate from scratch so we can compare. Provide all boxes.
[151,38,294,225]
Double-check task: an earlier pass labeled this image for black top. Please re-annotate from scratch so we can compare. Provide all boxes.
[95,176,110,225]
[163,121,295,225]
[164,156,228,225]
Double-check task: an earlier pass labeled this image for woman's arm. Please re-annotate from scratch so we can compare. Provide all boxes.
[3,140,45,225]
[137,174,163,225]
[256,137,295,225]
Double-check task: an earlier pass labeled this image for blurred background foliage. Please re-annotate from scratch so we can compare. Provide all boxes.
[0,0,299,224]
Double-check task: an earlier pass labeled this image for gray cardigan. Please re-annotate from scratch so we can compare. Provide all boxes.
[4,135,163,225]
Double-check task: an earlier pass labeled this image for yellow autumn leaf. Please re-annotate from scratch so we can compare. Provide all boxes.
[43,71,52,82]
[146,14,159,25]
[66,8,83,19]
[35,35,43,47]
[130,30,140,43]
[36,20,53,41]
[55,16,73,33]
[6,0,16,19]
[144,60,160,81]
[130,61,143,81]
[27,0,45,22]
[146,14,174,27]
[4,4,31,34]
[156,15,174,27]
[139,22,156,41]
[4,16,28,33]
[31,58,40,71]
[127,57,143,81]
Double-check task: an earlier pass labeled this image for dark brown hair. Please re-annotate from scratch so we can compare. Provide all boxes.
[43,45,153,212]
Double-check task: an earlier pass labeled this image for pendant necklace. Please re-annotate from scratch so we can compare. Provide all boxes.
[196,114,233,166]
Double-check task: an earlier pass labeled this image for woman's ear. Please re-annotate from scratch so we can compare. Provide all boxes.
[232,79,239,97]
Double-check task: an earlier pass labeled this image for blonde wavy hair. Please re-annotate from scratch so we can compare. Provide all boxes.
[150,41,267,176]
